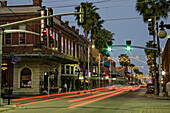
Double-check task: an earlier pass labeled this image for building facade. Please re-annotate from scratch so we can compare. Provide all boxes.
[0,0,87,95]
[162,38,170,92]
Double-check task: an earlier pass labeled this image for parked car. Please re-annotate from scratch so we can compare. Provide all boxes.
[146,84,154,94]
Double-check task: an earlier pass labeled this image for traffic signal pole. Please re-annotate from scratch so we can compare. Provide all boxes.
[153,16,158,95]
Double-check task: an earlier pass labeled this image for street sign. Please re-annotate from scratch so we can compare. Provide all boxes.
[12,56,21,63]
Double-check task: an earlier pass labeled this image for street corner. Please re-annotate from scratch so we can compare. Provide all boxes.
[0,105,16,112]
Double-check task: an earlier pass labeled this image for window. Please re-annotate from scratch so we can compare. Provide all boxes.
[79,45,81,58]
[19,24,26,44]
[5,33,12,45]
[55,32,58,49]
[75,43,77,58]
[65,38,67,54]
[66,65,70,74]
[68,39,70,55]
[81,46,83,59]
[71,66,74,74]
[71,41,73,56]
[20,68,32,88]
[61,35,63,53]
[61,65,65,74]
[19,33,26,44]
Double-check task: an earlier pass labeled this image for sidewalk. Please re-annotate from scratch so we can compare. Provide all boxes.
[0,104,16,112]
[145,93,170,100]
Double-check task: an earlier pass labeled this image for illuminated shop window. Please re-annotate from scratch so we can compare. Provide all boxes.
[20,68,32,88]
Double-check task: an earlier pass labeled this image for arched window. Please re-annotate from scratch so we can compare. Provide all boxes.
[20,68,32,88]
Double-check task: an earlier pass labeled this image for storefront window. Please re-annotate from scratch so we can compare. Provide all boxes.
[20,68,32,88]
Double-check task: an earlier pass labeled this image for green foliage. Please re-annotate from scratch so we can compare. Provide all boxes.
[119,54,131,67]
[75,2,101,38]
[94,28,114,51]
[136,0,169,22]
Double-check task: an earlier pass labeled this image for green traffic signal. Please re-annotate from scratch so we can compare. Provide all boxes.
[107,47,112,52]
[107,41,112,52]
[126,40,131,52]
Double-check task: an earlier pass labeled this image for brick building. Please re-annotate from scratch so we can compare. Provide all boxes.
[0,0,87,95]
[162,38,170,92]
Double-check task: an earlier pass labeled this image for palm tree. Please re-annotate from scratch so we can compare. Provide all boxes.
[136,0,169,95]
[128,64,135,83]
[119,54,130,67]
[75,2,103,89]
[94,28,114,51]
[136,0,169,22]
[144,41,158,80]
[90,13,104,82]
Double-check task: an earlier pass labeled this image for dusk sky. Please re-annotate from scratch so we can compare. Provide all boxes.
[5,0,170,78]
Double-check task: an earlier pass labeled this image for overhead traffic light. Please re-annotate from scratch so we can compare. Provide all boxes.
[41,29,47,45]
[77,5,86,25]
[49,34,54,44]
[46,8,53,27]
[126,40,131,52]
[107,41,112,52]
[148,18,154,35]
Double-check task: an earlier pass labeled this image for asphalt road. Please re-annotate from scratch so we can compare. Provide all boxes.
[3,86,170,113]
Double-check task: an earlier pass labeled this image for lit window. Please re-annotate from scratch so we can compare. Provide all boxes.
[71,41,73,56]
[65,38,67,54]
[20,68,32,88]
[19,24,26,44]
[56,32,58,49]
[19,32,26,44]
[61,35,63,53]
[68,39,70,55]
